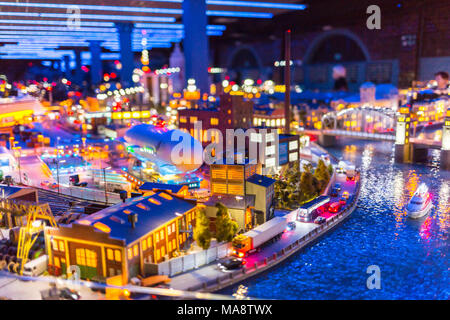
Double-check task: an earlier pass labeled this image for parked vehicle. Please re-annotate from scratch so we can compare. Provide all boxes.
[286,221,297,231]
[232,217,287,257]
[341,191,350,200]
[314,216,326,224]
[330,187,339,197]
[58,288,81,300]
[328,202,341,213]
[346,165,356,181]
[22,255,48,277]
[297,196,330,222]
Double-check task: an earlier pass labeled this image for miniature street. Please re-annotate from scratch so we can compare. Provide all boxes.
[169,172,359,292]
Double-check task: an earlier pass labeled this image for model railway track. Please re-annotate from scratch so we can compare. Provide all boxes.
[36,189,107,223]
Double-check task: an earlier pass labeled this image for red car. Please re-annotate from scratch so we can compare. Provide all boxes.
[328,202,341,213]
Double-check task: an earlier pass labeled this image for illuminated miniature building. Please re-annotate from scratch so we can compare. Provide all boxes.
[44,192,200,283]
[252,107,285,132]
[177,93,253,146]
[204,160,275,232]
[395,105,412,163]
[248,129,302,175]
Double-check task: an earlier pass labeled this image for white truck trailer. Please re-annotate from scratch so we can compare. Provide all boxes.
[232,216,287,257]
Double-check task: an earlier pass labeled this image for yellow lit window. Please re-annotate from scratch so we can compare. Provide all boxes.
[210,118,219,125]
[179,116,187,123]
[133,245,138,257]
[86,250,97,268]
[155,233,159,242]
[147,237,152,248]
[114,250,122,262]
[167,227,171,236]
[143,240,147,251]
[52,240,58,251]
[190,116,197,123]
[172,239,176,249]
[156,249,160,260]
[54,257,60,268]
[76,249,86,265]
[58,241,65,252]
[160,230,164,240]
[168,242,172,252]
[127,248,133,260]
[107,248,114,261]
[161,246,165,257]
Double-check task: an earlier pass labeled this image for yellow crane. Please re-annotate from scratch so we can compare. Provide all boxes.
[16,202,57,275]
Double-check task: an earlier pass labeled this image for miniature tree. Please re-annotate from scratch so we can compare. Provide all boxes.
[327,164,334,176]
[193,209,212,250]
[215,202,238,243]
[299,166,316,202]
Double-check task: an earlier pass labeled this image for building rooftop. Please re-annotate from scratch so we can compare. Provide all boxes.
[139,182,185,194]
[75,192,197,245]
[246,174,276,188]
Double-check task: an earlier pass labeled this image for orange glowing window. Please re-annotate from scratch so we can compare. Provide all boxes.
[123,210,132,214]
[160,230,164,240]
[155,233,159,242]
[114,250,122,262]
[142,240,147,251]
[136,203,150,210]
[93,222,111,233]
[77,220,91,225]
[159,193,173,201]
[107,248,114,261]
[58,241,65,252]
[133,245,138,257]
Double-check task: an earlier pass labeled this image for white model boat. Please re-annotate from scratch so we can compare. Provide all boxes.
[405,183,433,219]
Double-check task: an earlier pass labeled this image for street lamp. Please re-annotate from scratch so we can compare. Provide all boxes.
[13,144,22,185]
[103,166,111,204]
[56,137,61,194]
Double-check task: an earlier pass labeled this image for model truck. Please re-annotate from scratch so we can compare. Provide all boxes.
[232,216,287,257]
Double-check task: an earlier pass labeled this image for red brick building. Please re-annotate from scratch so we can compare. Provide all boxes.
[177,93,253,146]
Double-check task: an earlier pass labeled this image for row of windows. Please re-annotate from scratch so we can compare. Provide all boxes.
[253,118,286,127]
[76,248,97,268]
[127,244,139,260]
[52,239,65,252]
[155,229,165,242]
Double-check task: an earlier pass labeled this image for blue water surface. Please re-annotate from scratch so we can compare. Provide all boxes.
[221,140,449,299]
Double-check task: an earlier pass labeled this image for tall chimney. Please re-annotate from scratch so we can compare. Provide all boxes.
[128,213,138,229]
[284,29,291,134]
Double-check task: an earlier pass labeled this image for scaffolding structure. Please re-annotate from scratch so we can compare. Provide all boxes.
[0,199,57,274]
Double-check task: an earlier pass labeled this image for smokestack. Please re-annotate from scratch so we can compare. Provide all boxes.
[128,213,138,229]
[284,29,291,134]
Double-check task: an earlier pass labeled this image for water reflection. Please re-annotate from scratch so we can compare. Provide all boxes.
[222,139,449,299]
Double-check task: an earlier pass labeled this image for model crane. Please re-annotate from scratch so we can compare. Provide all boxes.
[17,202,57,275]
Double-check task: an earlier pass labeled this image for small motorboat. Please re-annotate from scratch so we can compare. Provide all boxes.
[405,183,433,219]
